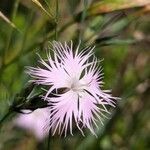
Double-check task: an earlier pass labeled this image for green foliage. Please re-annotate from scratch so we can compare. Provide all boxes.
[0,0,149,150]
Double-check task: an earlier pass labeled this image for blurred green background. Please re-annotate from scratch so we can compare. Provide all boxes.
[0,0,150,150]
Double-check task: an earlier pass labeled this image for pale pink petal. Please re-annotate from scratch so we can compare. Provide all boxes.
[48,91,80,136]
[14,108,49,140]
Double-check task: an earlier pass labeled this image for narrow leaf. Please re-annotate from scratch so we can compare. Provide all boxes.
[32,0,53,19]
[0,11,17,29]
[88,0,150,15]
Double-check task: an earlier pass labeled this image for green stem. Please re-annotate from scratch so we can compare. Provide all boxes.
[3,0,20,61]
[1,12,34,83]
[47,129,51,150]
[55,0,59,40]
[0,0,20,82]
[79,0,88,42]
[0,109,12,130]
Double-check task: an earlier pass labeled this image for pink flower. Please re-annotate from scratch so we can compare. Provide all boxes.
[28,41,117,136]
[14,108,49,140]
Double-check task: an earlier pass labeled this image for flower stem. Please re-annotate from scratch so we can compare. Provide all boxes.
[79,0,88,42]
[0,109,12,130]
[55,0,59,40]
[47,129,51,150]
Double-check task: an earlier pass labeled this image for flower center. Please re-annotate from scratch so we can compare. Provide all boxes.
[69,78,86,92]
